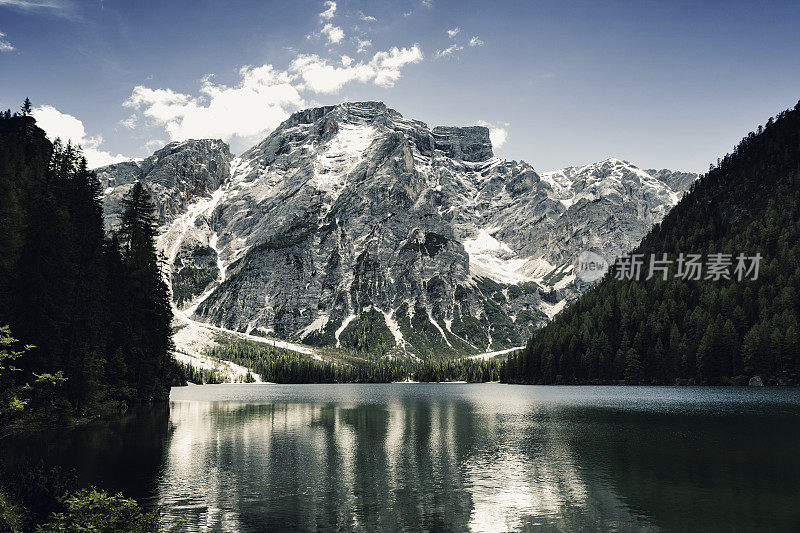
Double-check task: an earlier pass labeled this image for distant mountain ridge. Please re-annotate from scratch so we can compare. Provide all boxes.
[95,101,696,358]
[503,100,800,385]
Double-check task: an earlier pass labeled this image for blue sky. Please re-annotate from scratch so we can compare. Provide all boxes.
[1,0,799,171]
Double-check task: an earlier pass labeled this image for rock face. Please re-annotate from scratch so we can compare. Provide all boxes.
[97,139,232,229]
[432,126,493,162]
[645,168,699,192]
[96,101,696,358]
[431,156,694,292]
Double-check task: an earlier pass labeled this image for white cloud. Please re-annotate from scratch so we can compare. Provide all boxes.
[447,27,460,38]
[32,105,132,168]
[356,39,371,53]
[124,65,304,147]
[319,0,336,20]
[477,120,508,149]
[0,31,14,52]
[359,12,376,22]
[490,128,507,149]
[435,44,463,57]
[368,45,424,86]
[291,44,423,92]
[0,0,77,19]
[372,45,423,70]
[122,38,422,147]
[469,36,484,47]
[0,0,66,9]
[33,105,87,146]
[120,114,138,129]
[321,23,344,44]
[144,139,166,152]
[291,55,370,93]
[421,0,432,7]
[310,1,344,45]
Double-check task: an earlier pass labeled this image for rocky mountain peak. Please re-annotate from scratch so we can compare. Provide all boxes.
[95,102,697,359]
[97,138,232,229]
[432,126,493,162]
[244,101,493,166]
[279,101,401,132]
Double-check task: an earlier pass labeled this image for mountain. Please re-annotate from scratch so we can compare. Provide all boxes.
[644,168,699,192]
[503,100,800,385]
[466,157,689,281]
[96,101,695,359]
[96,139,231,229]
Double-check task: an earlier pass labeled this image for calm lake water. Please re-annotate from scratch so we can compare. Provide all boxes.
[5,384,800,532]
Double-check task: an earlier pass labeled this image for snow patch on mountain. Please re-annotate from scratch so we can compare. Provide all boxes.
[463,229,531,284]
[540,299,567,319]
[300,313,329,338]
[95,102,698,360]
[173,350,261,383]
[314,124,376,199]
[335,314,357,348]
[378,308,405,347]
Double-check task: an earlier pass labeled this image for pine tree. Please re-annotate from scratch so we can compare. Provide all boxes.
[20,98,31,116]
[1,110,176,422]
[62,157,108,408]
[12,139,76,376]
[118,182,174,401]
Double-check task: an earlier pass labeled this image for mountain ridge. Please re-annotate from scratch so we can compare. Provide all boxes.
[95,101,697,359]
[503,100,800,385]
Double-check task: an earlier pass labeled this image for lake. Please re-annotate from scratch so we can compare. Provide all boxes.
[5,384,800,532]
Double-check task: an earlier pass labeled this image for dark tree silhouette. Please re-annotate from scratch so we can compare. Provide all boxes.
[0,108,175,428]
[20,97,31,116]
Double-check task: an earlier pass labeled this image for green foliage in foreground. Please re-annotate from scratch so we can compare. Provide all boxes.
[1,461,179,532]
[36,489,167,533]
[207,338,503,383]
[1,325,68,440]
[0,489,24,532]
[1,461,77,532]
[504,100,800,385]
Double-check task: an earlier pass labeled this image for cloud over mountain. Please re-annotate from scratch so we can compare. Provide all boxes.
[123,45,422,146]
[32,105,131,168]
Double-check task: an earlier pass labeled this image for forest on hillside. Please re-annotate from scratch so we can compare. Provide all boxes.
[206,339,501,384]
[0,107,177,438]
[502,101,800,385]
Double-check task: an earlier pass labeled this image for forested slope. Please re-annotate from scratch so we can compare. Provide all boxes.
[503,101,800,385]
[0,109,176,433]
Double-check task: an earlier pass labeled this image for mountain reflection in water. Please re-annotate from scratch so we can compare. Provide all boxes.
[5,384,800,532]
[155,385,800,531]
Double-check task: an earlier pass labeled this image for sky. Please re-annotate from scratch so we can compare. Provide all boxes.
[1,0,800,171]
